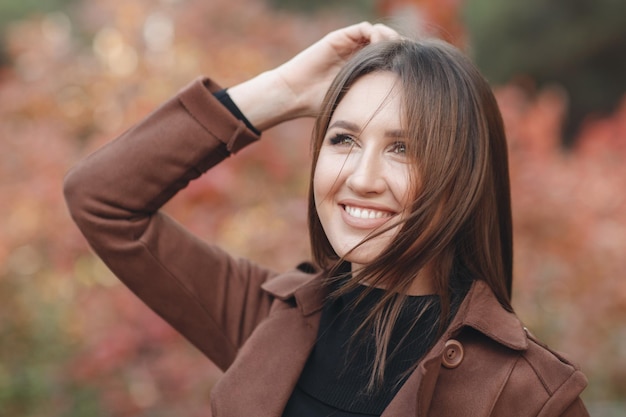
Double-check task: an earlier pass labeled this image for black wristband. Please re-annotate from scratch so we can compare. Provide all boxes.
[214,89,261,136]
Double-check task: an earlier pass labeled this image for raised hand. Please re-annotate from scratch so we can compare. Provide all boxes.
[228,22,399,131]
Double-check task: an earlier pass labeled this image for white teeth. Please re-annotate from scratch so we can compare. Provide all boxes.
[344,205,391,219]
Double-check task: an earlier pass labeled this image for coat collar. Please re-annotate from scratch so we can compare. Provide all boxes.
[262,273,528,351]
[448,279,528,350]
[228,273,529,417]
[261,268,327,316]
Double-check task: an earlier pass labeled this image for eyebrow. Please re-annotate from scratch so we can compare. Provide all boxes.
[328,120,407,138]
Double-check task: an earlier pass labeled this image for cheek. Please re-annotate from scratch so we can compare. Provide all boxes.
[312,165,329,218]
[388,164,414,209]
[312,162,324,206]
[312,152,341,205]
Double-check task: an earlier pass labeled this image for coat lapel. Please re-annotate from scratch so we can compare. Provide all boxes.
[384,280,528,416]
[381,349,443,416]
[210,272,325,417]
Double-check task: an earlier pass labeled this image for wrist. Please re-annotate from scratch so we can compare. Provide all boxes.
[228,70,308,131]
[214,89,261,135]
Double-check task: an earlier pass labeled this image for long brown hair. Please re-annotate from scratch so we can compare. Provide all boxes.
[307,39,513,389]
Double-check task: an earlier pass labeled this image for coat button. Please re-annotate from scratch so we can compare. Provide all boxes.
[442,339,464,369]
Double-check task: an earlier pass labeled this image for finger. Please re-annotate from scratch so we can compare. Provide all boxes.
[338,21,375,44]
[326,22,400,59]
[371,23,401,42]
[342,22,399,45]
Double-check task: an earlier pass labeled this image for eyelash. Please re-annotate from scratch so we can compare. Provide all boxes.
[328,134,407,155]
[328,133,355,146]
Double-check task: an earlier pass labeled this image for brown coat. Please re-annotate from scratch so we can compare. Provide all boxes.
[64,78,589,416]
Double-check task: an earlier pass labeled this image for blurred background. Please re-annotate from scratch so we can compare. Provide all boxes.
[0,0,624,415]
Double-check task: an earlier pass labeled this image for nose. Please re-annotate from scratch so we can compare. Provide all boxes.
[345,148,387,195]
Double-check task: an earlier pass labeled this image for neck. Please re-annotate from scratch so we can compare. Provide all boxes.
[351,263,436,296]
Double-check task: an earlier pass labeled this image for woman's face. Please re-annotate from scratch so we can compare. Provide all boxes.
[313,72,412,271]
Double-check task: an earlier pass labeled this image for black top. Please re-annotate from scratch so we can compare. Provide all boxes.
[282,279,441,417]
[214,88,261,135]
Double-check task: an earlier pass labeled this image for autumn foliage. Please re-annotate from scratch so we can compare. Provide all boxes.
[0,0,624,415]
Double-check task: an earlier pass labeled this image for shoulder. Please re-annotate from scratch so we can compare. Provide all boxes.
[473,317,588,416]
[440,281,589,416]
[521,328,584,388]
[510,329,588,415]
[444,324,589,416]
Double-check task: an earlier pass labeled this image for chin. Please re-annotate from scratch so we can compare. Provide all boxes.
[341,248,385,271]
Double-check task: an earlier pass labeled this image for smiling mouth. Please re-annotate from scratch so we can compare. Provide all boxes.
[343,205,394,219]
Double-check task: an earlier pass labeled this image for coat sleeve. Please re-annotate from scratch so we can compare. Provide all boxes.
[63,77,277,371]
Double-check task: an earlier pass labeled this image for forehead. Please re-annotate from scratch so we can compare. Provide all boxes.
[330,72,403,128]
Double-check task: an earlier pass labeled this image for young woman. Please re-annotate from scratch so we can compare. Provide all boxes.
[64,22,589,416]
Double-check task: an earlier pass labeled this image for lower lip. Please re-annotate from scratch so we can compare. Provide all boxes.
[340,205,394,229]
